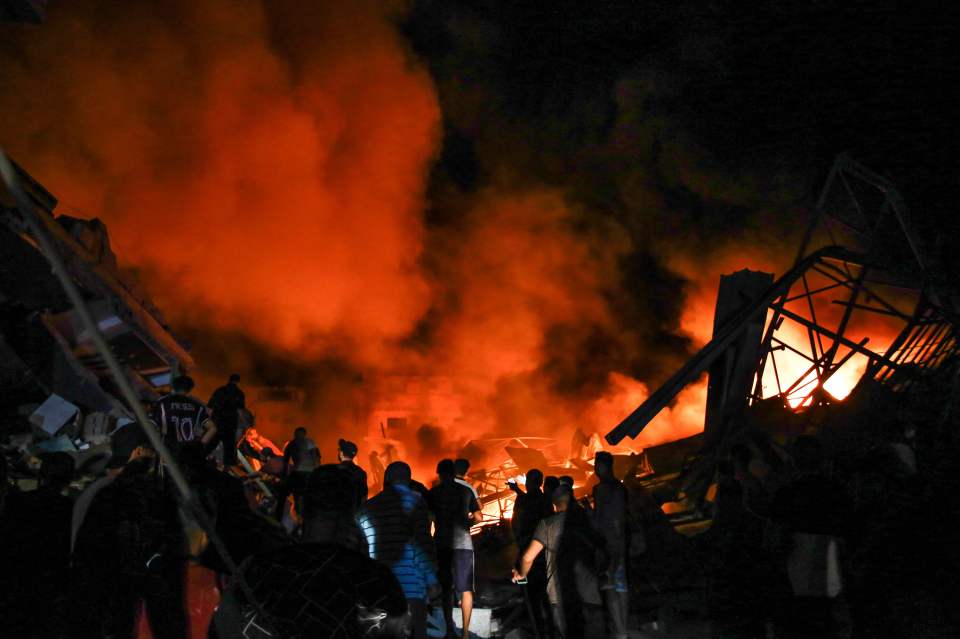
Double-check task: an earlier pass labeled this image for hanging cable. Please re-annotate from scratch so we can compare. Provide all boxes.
[0,149,274,630]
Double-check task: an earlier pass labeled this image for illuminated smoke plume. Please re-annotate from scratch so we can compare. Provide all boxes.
[0,0,439,359]
[1,1,832,476]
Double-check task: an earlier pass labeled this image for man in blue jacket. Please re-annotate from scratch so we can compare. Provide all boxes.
[358,461,439,639]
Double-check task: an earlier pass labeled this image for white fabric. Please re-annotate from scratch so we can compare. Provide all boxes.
[787,532,843,598]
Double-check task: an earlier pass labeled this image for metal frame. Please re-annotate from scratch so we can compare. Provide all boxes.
[607,156,958,445]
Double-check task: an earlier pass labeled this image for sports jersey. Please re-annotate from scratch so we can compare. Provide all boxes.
[150,394,211,450]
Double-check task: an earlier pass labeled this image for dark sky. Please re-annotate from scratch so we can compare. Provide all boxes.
[404,0,960,274]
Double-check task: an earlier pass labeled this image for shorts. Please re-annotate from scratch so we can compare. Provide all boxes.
[437,547,475,594]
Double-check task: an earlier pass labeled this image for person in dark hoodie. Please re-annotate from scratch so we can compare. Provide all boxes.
[72,442,188,638]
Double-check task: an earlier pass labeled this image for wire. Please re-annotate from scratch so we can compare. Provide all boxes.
[0,149,272,629]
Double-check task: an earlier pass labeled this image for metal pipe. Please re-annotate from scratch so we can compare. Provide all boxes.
[0,150,269,624]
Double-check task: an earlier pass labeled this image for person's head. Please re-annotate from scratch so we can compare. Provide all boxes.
[370,450,379,458]
[303,464,357,521]
[552,485,573,512]
[594,451,614,481]
[526,468,544,490]
[338,439,358,462]
[437,458,455,479]
[108,423,155,472]
[229,373,241,384]
[453,458,470,478]
[294,426,307,440]
[38,452,75,491]
[384,461,412,487]
[792,435,823,473]
[543,475,559,496]
[172,375,195,395]
[559,475,574,487]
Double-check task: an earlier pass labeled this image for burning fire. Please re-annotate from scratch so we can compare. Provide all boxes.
[0,2,908,478]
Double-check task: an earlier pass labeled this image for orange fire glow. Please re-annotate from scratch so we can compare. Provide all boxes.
[0,3,908,484]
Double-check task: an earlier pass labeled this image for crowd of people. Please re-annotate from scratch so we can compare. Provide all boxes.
[3,369,958,639]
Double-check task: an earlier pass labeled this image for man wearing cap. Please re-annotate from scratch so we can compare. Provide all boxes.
[338,438,368,507]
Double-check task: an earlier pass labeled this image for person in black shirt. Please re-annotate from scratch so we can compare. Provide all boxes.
[509,469,552,550]
[72,446,188,638]
[428,459,480,639]
[592,451,630,639]
[508,468,552,638]
[771,435,852,639]
[151,375,217,456]
[208,373,245,466]
[338,438,368,507]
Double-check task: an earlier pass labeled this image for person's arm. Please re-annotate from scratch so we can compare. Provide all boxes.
[467,494,481,522]
[282,443,293,476]
[506,480,524,496]
[199,406,217,446]
[413,499,439,590]
[512,539,545,582]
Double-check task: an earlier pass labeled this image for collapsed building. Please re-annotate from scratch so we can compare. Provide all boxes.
[607,154,959,508]
[0,158,194,476]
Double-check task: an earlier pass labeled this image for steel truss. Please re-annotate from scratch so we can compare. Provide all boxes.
[608,156,959,445]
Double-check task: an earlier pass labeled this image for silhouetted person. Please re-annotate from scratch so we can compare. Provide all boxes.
[708,460,771,639]
[592,451,630,639]
[208,373,245,466]
[72,422,153,553]
[276,426,319,519]
[559,475,574,489]
[338,438,368,506]
[0,452,74,637]
[72,445,188,638]
[510,469,551,549]
[369,450,385,493]
[302,463,367,552]
[543,475,560,501]
[428,459,481,639]
[151,374,217,457]
[509,468,552,637]
[771,435,852,639]
[173,441,288,576]
[513,485,605,638]
[359,462,439,639]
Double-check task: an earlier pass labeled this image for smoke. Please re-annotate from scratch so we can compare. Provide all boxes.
[1,1,827,476]
[0,0,439,361]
